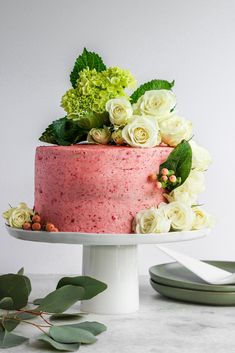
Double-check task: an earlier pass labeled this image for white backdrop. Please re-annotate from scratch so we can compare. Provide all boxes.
[0,0,235,274]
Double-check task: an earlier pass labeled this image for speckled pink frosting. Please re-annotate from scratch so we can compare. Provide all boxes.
[34,145,172,233]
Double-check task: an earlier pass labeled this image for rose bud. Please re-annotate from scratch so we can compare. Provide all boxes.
[88,127,111,145]
[111,129,125,145]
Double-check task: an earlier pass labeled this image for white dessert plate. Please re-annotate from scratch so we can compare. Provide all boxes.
[6,226,210,246]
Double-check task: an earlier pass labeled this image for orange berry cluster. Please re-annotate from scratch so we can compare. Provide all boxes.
[22,214,59,232]
[149,168,181,191]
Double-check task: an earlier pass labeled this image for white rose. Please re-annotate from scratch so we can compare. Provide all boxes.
[88,127,111,144]
[17,202,34,215]
[122,115,161,148]
[106,98,133,126]
[192,207,214,230]
[133,207,171,234]
[164,186,198,206]
[162,201,195,231]
[159,115,193,147]
[8,208,32,228]
[2,207,16,221]
[3,202,33,222]
[133,90,176,118]
[111,129,125,145]
[190,141,212,171]
[183,170,205,194]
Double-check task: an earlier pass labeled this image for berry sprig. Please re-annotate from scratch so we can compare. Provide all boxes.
[149,168,181,190]
[23,214,59,232]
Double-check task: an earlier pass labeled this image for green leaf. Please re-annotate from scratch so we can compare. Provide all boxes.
[130,79,175,103]
[52,117,87,146]
[50,313,84,321]
[74,111,109,130]
[56,276,107,300]
[1,311,37,332]
[22,275,32,296]
[0,331,28,348]
[39,117,88,146]
[38,334,80,351]
[2,318,19,332]
[37,285,85,313]
[0,274,31,310]
[67,321,107,336]
[49,326,97,344]
[17,267,24,275]
[0,297,14,310]
[39,121,58,144]
[70,48,106,88]
[8,311,37,321]
[160,140,192,191]
[33,298,43,305]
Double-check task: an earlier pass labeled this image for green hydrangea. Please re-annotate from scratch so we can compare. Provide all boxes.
[61,67,136,117]
[61,88,92,116]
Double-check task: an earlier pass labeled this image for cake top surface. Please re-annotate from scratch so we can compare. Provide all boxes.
[36,144,173,153]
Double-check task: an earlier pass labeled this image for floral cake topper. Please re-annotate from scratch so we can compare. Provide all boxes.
[39,48,186,148]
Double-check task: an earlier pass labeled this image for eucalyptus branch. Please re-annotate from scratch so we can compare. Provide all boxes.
[40,313,52,326]
[0,269,107,350]
[16,308,41,316]
[19,319,49,334]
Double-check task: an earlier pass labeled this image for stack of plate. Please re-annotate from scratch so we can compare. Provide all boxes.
[149,261,235,305]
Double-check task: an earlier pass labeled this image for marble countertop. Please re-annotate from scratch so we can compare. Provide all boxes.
[10,275,235,353]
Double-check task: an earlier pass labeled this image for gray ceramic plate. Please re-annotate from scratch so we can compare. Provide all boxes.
[149,261,235,292]
[150,279,235,305]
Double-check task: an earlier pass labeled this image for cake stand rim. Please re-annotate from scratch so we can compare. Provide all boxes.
[5,225,210,245]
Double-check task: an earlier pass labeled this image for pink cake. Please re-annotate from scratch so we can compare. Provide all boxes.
[34,145,172,233]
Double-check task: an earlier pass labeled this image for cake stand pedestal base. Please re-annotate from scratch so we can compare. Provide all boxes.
[81,245,139,314]
[6,226,210,314]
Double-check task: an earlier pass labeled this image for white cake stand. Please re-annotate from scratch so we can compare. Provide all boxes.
[6,226,209,314]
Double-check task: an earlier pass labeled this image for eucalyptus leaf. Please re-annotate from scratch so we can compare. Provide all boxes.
[38,334,80,351]
[49,326,97,344]
[2,318,19,332]
[37,285,85,313]
[160,140,192,191]
[8,311,37,321]
[67,321,107,336]
[50,313,84,321]
[0,274,31,310]
[33,298,43,305]
[56,276,107,300]
[0,331,28,348]
[17,267,24,275]
[0,297,14,310]
[22,275,32,296]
